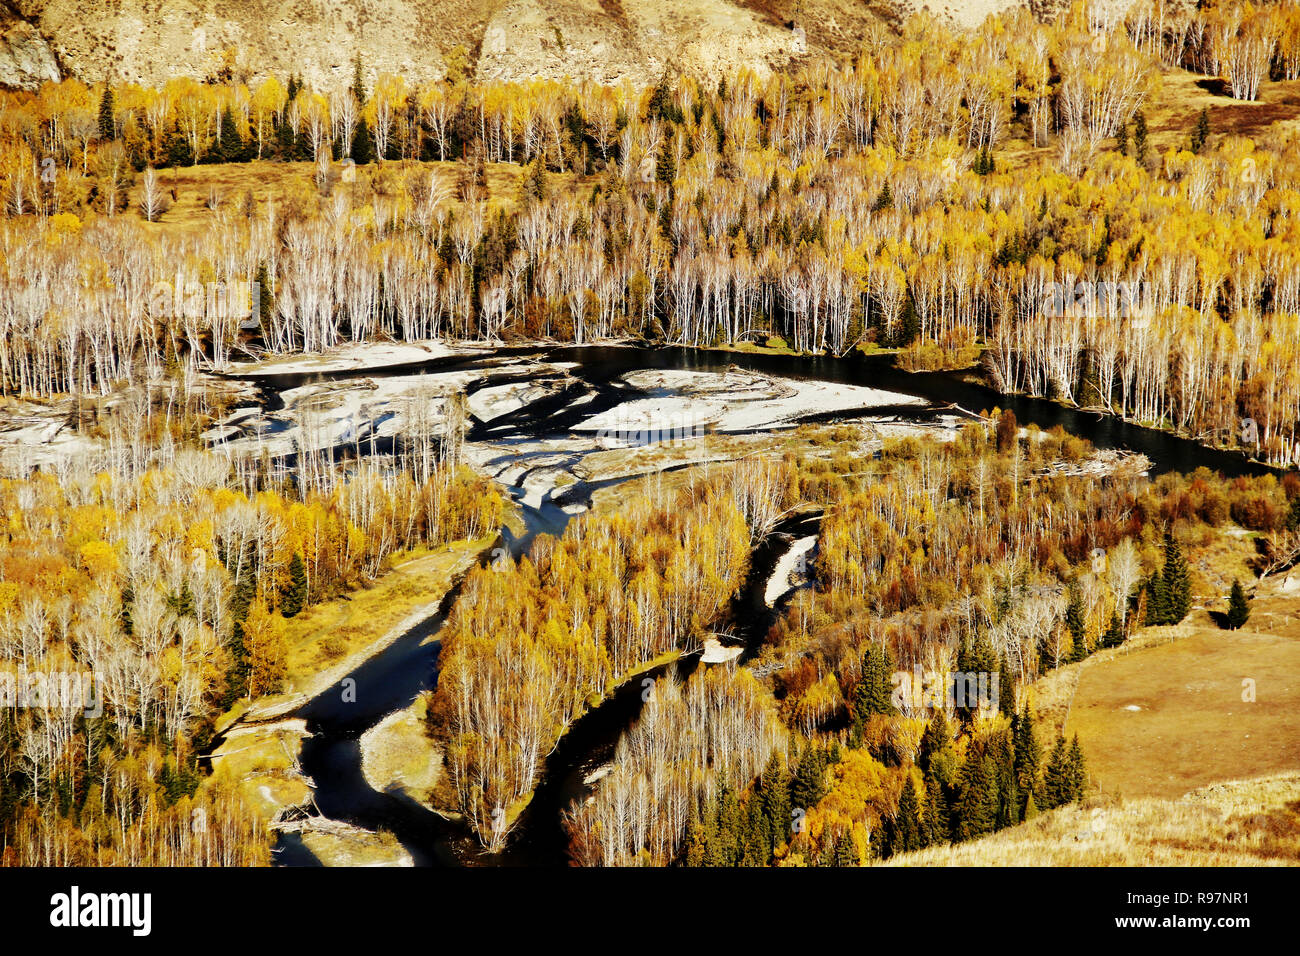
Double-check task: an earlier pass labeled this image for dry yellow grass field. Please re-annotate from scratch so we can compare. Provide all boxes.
[130,157,541,237]
[1066,619,1300,801]
[969,550,1300,866]
[266,538,490,706]
[889,772,1300,866]
[999,65,1300,168]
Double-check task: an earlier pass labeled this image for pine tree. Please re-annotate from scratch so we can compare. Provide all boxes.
[164,120,193,167]
[925,771,950,845]
[896,775,921,853]
[98,84,116,141]
[993,731,1020,831]
[1065,580,1088,662]
[684,813,707,866]
[1012,706,1042,814]
[217,108,245,163]
[167,580,195,618]
[1161,529,1192,624]
[952,754,999,842]
[1041,735,1069,809]
[1133,110,1148,163]
[655,142,676,185]
[1226,579,1250,630]
[852,642,897,735]
[1116,120,1128,156]
[352,116,374,165]
[1067,734,1087,804]
[918,712,946,771]
[873,181,893,211]
[1287,494,1300,532]
[791,746,827,811]
[282,551,308,618]
[833,832,858,866]
[712,784,740,866]
[758,754,791,854]
[1144,569,1168,626]
[1101,611,1125,649]
[1191,107,1210,154]
[954,630,995,725]
[352,52,368,106]
[998,658,1016,718]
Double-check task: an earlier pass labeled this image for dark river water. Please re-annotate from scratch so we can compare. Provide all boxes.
[244,344,1272,867]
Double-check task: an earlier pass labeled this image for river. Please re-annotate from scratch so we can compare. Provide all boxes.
[246,344,1270,867]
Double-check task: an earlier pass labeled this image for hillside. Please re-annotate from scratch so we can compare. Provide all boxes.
[887,773,1300,865]
[0,0,1034,91]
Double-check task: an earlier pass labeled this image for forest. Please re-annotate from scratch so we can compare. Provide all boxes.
[559,419,1300,865]
[2,2,1300,462]
[2,0,1300,869]
[0,385,503,864]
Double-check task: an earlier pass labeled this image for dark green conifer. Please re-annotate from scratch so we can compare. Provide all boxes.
[282,551,308,618]
[98,84,116,140]
[1226,578,1250,630]
[1161,529,1192,624]
[896,775,922,853]
[873,181,893,211]
[1067,734,1087,804]
[352,116,374,165]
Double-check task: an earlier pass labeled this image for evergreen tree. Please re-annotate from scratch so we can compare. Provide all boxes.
[282,552,308,618]
[352,116,374,165]
[954,630,996,724]
[1143,569,1165,625]
[167,580,195,618]
[998,658,1017,718]
[217,108,246,163]
[895,775,922,854]
[1226,578,1250,630]
[833,832,858,866]
[758,754,791,854]
[1133,110,1149,163]
[1116,120,1128,156]
[1065,580,1088,662]
[1066,734,1087,804]
[163,120,193,167]
[683,813,707,866]
[1012,706,1042,814]
[1161,529,1192,624]
[352,52,368,106]
[1041,735,1069,809]
[712,783,740,866]
[1101,611,1125,649]
[791,747,828,812]
[952,754,999,842]
[852,641,897,735]
[655,142,676,185]
[918,711,957,786]
[1023,789,1039,821]
[1191,107,1210,154]
[98,84,116,141]
[873,181,894,211]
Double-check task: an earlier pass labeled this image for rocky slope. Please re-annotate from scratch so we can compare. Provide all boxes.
[0,0,1041,92]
